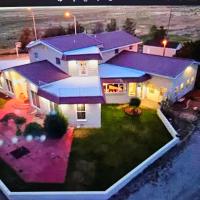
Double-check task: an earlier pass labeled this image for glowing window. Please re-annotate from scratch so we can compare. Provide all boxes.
[180,83,184,91]
[77,104,86,120]
[103,83,126,94]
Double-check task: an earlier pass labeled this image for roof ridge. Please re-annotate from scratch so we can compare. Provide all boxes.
[122,50,195,62]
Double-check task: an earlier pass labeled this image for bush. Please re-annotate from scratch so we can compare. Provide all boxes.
[44,110,68,139]
[129,97,141,108]
[0,113,17,123]
[24,122,44,137]
[14,116,26,125]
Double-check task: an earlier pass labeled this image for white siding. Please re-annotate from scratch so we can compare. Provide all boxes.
[28,44,69,73]
[169,64,198,101]
[143,45,177,57]
[101,43,139,63]
[68,60,99,76]
[59,104,101,128]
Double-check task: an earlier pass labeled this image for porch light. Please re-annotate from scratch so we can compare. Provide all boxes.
[26,135,33,142]
[40,135,46,142]
[11,136,18,144]
[162,39,168,56]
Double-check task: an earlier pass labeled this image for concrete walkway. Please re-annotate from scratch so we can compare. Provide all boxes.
[110,123,200,200]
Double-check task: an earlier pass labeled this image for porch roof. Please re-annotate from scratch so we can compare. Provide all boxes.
[38,76,105,104]
[9,60,69,86]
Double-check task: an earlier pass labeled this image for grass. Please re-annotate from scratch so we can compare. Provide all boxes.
[0,104,172,191]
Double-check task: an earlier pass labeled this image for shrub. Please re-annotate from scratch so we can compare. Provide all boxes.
[0,113,17,123]
[24,122,44,137]
[44,110,68,139]
[129,97,141,109]
[14,116,26,126]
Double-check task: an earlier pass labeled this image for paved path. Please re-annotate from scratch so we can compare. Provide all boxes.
[111,124,200,200]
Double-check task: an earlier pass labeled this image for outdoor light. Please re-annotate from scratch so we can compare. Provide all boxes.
[0,139,4,147]
[11,137,18,144]
[26,135,33,142]
[64,11,77,35]
[162,39,168,56]
[40,135,46,142]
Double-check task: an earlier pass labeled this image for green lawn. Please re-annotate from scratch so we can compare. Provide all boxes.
[0,104,171,191]
[65,105,172,191]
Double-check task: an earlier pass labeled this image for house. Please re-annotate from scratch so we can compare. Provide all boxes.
[143,40,182,57]
[0,31,198,128]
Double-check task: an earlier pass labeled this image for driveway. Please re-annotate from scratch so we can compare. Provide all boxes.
[111,122,200,200]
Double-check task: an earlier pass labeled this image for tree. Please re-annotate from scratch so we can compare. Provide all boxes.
[43,25,67,38]
[106,19,118,32]
[66,22,85,34]
[19,28,34,50]
[123,18,136,35]
[44,110,68,139]
[176,40,200,61]
[92,22,104,34]
[149,25,167,42]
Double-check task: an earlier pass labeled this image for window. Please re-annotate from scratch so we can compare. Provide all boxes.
[180,83,184,91]
[103,83,126,93]
[186,79,190,87]
[148,84,155,94]
[129,45,133,50]
[34,52,39,59]
[191,76,195,83]
[175,87,179,94]
[31,90,40,108]
[79,61,88,76]
[129,83,137,96]
[6,79,14,93]
[160,88,167,96]
[56,58,61,65]
[77,104,86,120]
[50,101,58,112]
[138,44,143,53]
[115,49,119,54]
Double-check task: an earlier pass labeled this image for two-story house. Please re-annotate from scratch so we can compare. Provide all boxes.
[0,31,198,128]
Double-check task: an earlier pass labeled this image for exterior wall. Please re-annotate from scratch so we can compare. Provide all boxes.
[169,64,198,101]
[68,60,99,76]
[59,104,101,128]
[28,44,69,73]
[101,43,139,63]
[143,45,177,57]
[145,75,172,102]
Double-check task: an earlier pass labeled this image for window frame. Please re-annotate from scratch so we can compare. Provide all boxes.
[76,104,86,121]
[31,90,40,108]
[103,83,127,94]
[34,52,39,59]
[56,57,61,65]
[79,61,88,76]
[5,79,14,93]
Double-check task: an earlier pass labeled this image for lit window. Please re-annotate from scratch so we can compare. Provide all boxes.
[77,104,86,120]
[103,83,126,93]
[6,79,14,93]
[191,76,195,83]
[31,90,40,108]
[79,61,87,76]
[186,79,190,87]
[175,87,179,94]
[115,49,119,54]
[180,83,184,91]
[34,52,39,59]
[56,58,61,65]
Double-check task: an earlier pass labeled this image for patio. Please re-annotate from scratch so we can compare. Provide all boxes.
[0,97,74,183]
